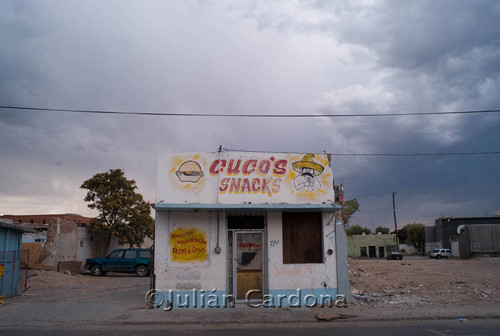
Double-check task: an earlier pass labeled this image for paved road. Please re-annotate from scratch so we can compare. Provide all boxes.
[1,273,150,327]
[2,269,498,330]
[1,319,499,336]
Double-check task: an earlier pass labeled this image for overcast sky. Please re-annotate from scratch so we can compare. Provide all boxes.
[1,0,499,229]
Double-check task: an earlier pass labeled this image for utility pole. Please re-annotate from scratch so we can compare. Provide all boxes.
[392,192,399,251]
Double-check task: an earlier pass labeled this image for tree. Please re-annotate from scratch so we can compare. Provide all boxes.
[346,224,371,236]
[341,198,360,226]
[375,226,390,234]
[81,169,154,248]
[393,225,408,243]
[404,222,425,251]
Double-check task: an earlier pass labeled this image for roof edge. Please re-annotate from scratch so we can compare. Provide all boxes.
[154,203,341,212]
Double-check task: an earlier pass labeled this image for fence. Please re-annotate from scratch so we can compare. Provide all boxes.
[398,241,425,255]
[0,250,23,297]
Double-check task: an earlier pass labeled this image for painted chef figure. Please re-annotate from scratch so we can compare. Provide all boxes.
[292,154,324,191]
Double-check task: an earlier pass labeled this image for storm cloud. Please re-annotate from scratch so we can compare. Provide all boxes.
[1,0,499,228]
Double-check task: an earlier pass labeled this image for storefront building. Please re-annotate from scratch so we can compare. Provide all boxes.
[154,151,348,309]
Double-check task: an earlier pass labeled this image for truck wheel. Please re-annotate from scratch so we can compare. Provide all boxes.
[436,255,442,260]
[136,265,149,277]
[91,265,104,276]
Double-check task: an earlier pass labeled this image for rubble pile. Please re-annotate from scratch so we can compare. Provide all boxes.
[349,258,499,307]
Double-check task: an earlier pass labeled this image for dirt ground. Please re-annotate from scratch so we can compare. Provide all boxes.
[20,269,120,291]
[21,257,499,307]
[348,257,500,307]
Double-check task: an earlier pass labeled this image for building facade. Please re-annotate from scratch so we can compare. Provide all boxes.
[347,234,397,258]
[0,213,91,226]
[458,224,500,258]
[0,220,34,297]
[425,216,500,254]
[154,151,347,309]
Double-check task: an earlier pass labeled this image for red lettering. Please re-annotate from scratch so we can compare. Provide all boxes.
[229,178,241,193]
[261,178,273,197]
[219,178,229,192]
[273,160,287,176]
[251,178,261,193]
[227,159,242,175]
[209,159,227,175]
[242,160,257,175]
[258,160,271,175]
[272,178,281,193]
[209,160,220,175]
[172,247,188,255]
[241,178,252,193]
[239,242,261,249]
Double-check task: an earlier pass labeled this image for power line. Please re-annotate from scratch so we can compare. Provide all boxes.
[1,105,500,118]
[329,151,500,156]
[346,191,500,198]
[222,147,500,157]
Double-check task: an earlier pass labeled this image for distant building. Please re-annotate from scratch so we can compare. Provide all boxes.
[0,213,92,248]
[347,234,397,258]
[458,224,500,258]
[0,213,149,272]
[425,216,500,254]
[0,213,91,226]
[0,219,35,297]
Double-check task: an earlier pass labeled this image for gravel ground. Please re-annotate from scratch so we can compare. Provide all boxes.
[2,257,498,326]
[348,257,500,307]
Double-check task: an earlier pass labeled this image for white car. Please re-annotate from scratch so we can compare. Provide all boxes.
[430,248,451,259]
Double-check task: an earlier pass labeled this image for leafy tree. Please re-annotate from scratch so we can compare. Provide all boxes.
[392,225,407,242]
[404,222,425,251]
[341,198,360,226]
[375,226,390,234]
[346,224,371,236]
[81,169,154,248]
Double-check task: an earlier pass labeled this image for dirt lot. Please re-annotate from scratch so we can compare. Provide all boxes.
[348,257,500,306]
[22,257,500,307]
[7,258,499,325]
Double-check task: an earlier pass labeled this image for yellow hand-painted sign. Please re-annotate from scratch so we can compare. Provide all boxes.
[169,228,208,263]
[0,264,4,278]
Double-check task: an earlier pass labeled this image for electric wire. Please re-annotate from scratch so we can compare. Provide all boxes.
[1,105,500,118]
[222,147,500,157]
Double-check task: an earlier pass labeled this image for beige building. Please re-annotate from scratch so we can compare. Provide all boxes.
[347,234,397,258]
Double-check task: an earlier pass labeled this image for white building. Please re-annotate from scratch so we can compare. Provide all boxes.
[154,151,348,309]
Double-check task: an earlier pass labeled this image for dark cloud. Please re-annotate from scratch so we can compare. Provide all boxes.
[0,0,498,226]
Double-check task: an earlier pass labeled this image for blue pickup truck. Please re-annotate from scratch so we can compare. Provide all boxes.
[84,248,151,277]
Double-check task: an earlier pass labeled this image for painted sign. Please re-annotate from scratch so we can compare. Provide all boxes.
[169,228,208,263]
[0,264,3,278]
[157,152,334,204]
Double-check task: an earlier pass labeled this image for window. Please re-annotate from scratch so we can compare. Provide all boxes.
[282,212,323,264]
[79,241,84,247]
[108,250,124,259]
[139,250,150,259]
[360,247,367,257]
[123,250,136,259]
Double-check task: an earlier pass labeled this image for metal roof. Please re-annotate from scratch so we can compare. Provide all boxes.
[0,220,37,233]
[154,202,341,212]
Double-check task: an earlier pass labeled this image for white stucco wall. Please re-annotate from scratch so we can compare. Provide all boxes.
[157,152,335,205]
[155,211,227,292]
[155,210,339,308]
[267,212,337,291]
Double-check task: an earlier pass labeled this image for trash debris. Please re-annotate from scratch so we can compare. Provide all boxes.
[316,314,355,321]
[316,313,342,321]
